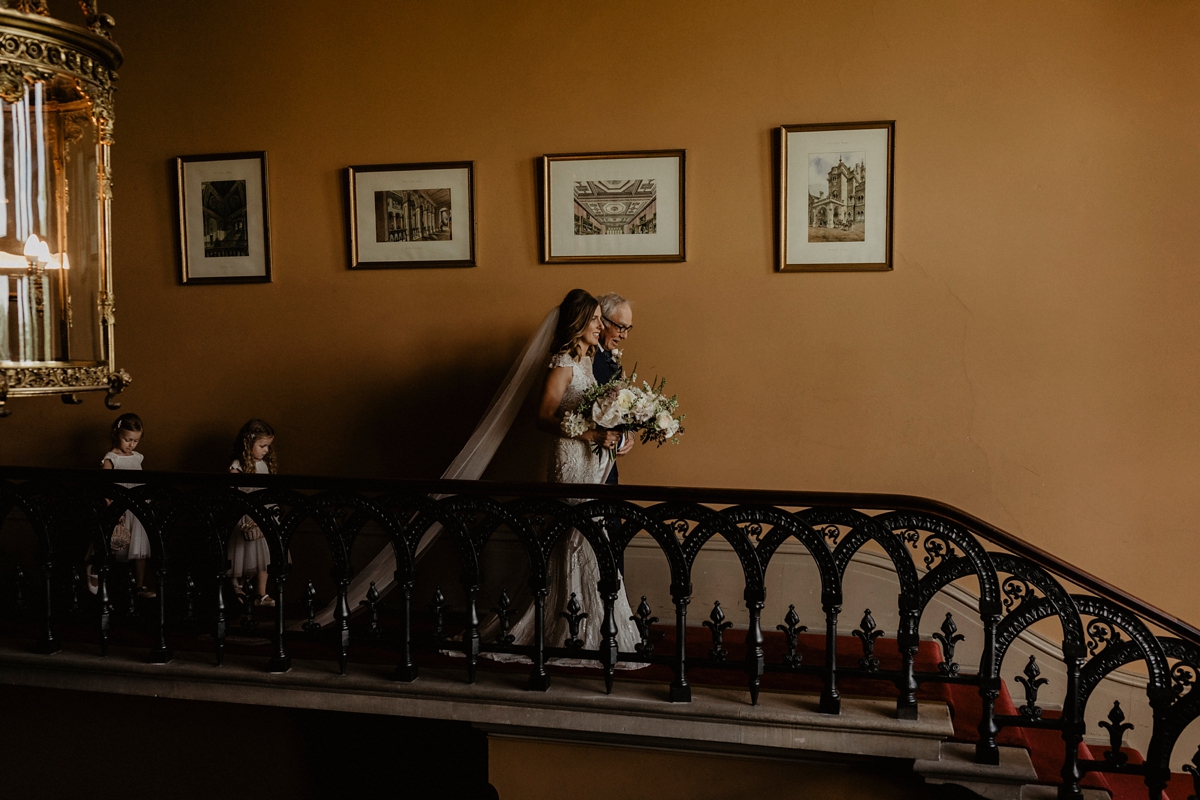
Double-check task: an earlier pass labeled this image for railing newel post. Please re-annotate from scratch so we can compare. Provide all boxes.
[334,576,350,675]
[528,589,550,692]
[975,612,1002,765]
[599,583,619,695]
[268,561,290,673]
[32,556,59,655]
[744,592,765,706]
[895,607,919,720]
[213,568,227,666]
[394,578,418,682]
[669,582,691,703]
[1143,692,1173,800]
[820,601,841,714]
[1057,654,1084,799]
[97,564,110,657]
[464,583,480,684]
[148,561,171,664]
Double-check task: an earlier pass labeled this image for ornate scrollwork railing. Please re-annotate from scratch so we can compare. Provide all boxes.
[0,465,1198,799]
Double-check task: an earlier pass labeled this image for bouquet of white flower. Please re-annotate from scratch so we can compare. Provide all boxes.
[562,367,685,454]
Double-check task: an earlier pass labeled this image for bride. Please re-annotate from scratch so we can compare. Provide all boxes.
[539,289,622,484]
[480,288,646,665]
[319,290,647,666]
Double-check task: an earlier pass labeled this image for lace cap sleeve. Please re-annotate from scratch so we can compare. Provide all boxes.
[548,352,575,370]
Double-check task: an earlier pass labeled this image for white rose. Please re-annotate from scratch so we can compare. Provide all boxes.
[615,388,637,411]
[593,398,626,428]
[632,395,656,423]
[655,410,677,435]
[664,419,680,437]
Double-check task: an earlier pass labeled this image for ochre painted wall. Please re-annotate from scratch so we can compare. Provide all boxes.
[2,1,1198,622]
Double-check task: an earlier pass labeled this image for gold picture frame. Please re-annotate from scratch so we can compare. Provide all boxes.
[345,161,476,269]
[540,149,686,263]
[777,121,894,272]
[175,151,273,285]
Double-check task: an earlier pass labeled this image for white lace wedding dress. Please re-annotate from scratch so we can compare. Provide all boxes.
[479,351,646,668]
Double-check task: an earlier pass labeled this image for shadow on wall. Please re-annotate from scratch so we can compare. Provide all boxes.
[359,334,554,482]
[0,328,559,481]
[178,425,236,473]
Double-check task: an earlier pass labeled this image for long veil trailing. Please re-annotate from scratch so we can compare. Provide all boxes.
[307,308,560,627]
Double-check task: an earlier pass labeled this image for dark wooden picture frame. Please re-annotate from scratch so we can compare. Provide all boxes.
[540,149,686,264]
[777,121,894,272]
[345,161,476,269]
[175,151,272,285]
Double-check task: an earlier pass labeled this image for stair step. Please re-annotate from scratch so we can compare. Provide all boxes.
[1021,786,1109,800]
[914,742,1037,800]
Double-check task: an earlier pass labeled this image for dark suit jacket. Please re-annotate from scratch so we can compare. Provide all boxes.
[593,347,620,484]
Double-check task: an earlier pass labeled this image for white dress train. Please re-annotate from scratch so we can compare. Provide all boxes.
[308,309,561,629]
[478,352,645,669]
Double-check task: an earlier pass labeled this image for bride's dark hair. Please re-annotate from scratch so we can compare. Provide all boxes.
[551,288,599,360]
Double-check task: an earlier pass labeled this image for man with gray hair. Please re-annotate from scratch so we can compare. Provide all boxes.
[594,292,634,484]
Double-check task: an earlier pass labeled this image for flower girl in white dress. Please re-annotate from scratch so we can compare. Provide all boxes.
[228,419,277,607]
[100,413,155,598]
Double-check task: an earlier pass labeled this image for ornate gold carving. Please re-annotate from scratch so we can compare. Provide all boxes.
[0,363,133,415]
[31,264,44,317]
[104,367,130,409]
[77,1,114,40]
[76,74,114,142]
[4,365,110,390]
[98,289,114,326]
[12,1,50,16]
[0,21,121,141]
[62,107,87,144]
[0,60,24,101]
[97,159,111,198]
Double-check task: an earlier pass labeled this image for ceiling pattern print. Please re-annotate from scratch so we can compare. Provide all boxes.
[574,179,656,228]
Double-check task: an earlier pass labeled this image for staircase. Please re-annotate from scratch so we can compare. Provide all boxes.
[1,465,1199,799]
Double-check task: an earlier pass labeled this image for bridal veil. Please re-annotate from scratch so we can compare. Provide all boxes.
[310,308,560,626]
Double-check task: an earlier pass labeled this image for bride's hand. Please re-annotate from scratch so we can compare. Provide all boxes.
[584,429,622,449]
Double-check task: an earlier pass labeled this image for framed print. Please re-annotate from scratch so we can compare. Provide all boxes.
[541,149,685,263]
[346,161,475,269]
[777,121,894,272]
[175,151,272,284]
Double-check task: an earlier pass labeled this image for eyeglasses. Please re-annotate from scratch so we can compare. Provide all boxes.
[603,316,633,334]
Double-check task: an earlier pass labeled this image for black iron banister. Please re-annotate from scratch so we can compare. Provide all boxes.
[3,464,1200,799]
[0,464,1193,648]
